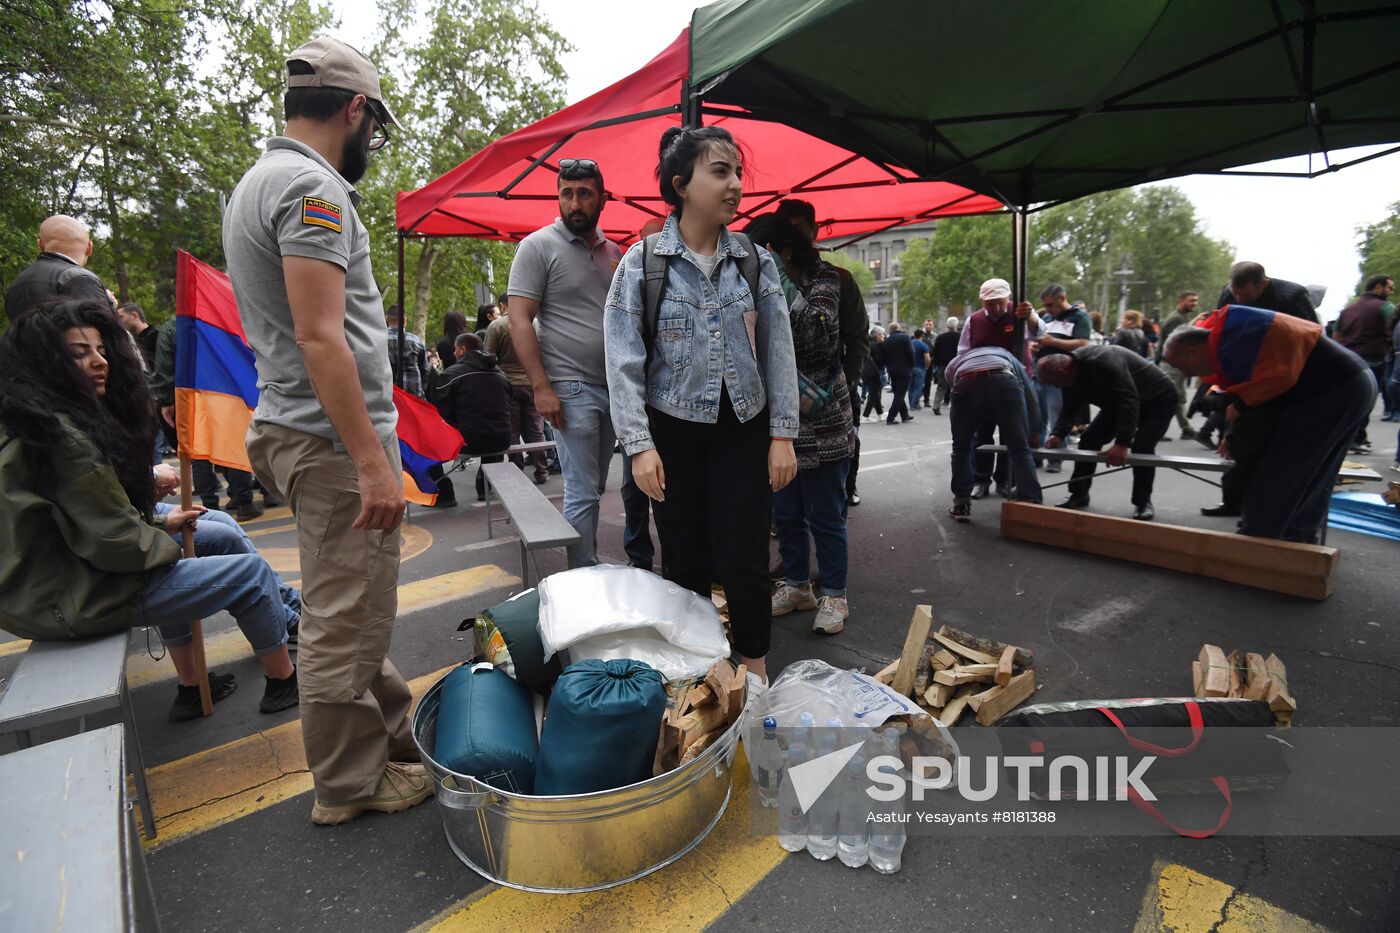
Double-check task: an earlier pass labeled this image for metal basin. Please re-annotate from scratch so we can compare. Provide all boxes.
[412,671,743,893]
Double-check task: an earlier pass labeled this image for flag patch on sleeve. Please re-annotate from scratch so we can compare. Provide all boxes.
[302,197,343,233]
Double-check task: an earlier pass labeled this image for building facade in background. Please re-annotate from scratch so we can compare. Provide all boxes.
[822,220,937,326]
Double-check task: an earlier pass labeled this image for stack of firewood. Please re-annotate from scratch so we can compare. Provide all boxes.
[1193,644,1296,726]
[875,606,1038,727]
[653,659,746,775]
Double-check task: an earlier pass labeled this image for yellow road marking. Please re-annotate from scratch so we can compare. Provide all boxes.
[1133,861,1328,932]
[141,665,456,846]
[420,746,789,933]
[246,521,297,538]
[126,563,518,689]
[0,639,29,659]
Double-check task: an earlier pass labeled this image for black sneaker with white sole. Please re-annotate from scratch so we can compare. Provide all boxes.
[260,668,299,714]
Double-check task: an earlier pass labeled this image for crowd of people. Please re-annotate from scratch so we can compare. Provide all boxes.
[0,35,1393,828]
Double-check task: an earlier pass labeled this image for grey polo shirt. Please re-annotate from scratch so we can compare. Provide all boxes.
[507,217,622,387]
[222,137,397,446]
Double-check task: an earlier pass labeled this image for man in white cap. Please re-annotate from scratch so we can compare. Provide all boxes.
[956,278,1040,497]
[224,36,431,825]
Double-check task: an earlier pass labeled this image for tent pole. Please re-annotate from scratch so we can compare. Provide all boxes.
[1011,208,1029,361]
[396,232,406,389]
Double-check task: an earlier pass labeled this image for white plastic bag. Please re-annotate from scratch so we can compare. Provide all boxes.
[537,566,729,682]
[760,659,922,728]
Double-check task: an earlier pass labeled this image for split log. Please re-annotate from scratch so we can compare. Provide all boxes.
[937,625,1035,669]
[874,660,899,685]
[996,645,1016,687]
[892,605,936,697]
[1198,644,1231,697]
[970,671,1037,726]
[937,685,977,726]
[725,664,747,725]
[924,681,954,709]
[933,664,998,686]
[1244,652,1270,701]
[1225,649,1245,698]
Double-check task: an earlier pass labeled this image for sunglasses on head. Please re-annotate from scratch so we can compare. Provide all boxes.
[558,158,598,173]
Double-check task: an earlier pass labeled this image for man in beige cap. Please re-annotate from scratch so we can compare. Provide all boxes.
[5,214,113,320]
[223,36,429,825]
[956,278,1040,497]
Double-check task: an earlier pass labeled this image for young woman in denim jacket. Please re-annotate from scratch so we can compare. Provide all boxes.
[604,126,799,686]
[746,217,855,635]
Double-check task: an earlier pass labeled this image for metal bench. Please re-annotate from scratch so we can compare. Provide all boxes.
[976,445,1383,484]
[0,631,157,840]
[443,440,557,478]
[0,725,161,931]
[481,460,580,587]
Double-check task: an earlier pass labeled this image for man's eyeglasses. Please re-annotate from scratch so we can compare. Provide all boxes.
[558,158,598,173]
[367,100,392,151]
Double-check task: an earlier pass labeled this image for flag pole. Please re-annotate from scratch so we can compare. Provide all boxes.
[178,455,213,716]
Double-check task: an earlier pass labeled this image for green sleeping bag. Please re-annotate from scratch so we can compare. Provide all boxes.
[534,659,666,796]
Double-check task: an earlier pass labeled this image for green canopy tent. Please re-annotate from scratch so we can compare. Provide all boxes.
[688,0,1400,302]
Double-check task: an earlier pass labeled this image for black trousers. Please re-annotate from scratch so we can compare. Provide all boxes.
[621,453,656,570]
[464,431,511,498]
[922,363,935,405]
[862,374,884,416]
[1067,395,1176,505]
[649,394,772,660]
[192,460,252,508]
[886,369,912,423]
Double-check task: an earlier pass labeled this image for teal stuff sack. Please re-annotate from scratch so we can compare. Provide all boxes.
[434,663,538,794]
[534,659,667,796]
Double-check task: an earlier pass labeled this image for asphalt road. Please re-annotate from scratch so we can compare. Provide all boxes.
[2,395,1397,932]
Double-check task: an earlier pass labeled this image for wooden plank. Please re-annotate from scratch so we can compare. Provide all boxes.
[938,625,1035,669]
[924,681,954,709]
[973,670,1037,726]
[725,664,747,724]
[1244,652,1270,701]
[892,605,935,697]
[996,645,1016,687]
[1198,644,1231,697]
[930,630,998,665]
[933,664,998,686]
[929,649,959,671]
[1225,650,1245,698]
[937,685,977,726]
[1001,502,1337,600]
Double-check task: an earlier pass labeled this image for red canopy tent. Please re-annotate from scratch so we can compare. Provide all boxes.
[394,28,1003,247]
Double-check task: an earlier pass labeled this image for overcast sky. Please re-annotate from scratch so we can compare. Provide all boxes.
[335,0,1400,320]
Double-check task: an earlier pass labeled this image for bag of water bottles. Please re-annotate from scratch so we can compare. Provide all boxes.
[757,659,923,729]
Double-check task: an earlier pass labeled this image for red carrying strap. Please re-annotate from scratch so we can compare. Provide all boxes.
[1095,702,1204,756]
[1128,776,1233,839]
[1095,702,1230,838]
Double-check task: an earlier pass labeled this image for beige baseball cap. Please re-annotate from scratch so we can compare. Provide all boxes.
[979,278,1011,301]
[285,36,400,128]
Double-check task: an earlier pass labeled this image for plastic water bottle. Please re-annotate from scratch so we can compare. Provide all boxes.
[776,741,810,852]
[804,721,843,860]
[794,711,816,748]
[836,752,871,868]
[868,734,907,874]
[750,717,783,809]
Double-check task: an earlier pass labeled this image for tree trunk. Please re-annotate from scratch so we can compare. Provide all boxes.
[100,144,130,302]
[412,240,438,338]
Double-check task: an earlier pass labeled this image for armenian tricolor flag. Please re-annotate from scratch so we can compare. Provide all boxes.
[1196,304,1323,406]
[173,249,462,505]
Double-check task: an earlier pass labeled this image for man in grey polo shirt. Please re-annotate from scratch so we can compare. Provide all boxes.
[223,36,430,825]
[507,159,623,567]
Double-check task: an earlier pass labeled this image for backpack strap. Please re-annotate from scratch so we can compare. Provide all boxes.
[641,232,667,350]
[729,231,761,306]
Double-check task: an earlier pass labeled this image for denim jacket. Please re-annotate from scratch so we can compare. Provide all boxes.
[605,215,800,455]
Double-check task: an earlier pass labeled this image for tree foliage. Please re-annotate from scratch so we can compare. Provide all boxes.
[897,187,1233,329]
[1356,202,1400,293]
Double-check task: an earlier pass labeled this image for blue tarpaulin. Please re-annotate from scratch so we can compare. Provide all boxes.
[1327,492,1400,542]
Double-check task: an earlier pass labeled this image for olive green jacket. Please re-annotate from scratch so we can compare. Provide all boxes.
[0,419,181,640]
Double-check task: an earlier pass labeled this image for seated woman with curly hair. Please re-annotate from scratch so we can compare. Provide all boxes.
[0,299,298,721]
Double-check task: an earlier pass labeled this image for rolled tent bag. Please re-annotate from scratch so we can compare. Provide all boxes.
[434,663,539,794]
[534,659,667,796]
[463,588,563,695]
[997,697,1289,838]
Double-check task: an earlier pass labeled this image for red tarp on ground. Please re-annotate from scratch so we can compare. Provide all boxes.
[395,29,1003,245]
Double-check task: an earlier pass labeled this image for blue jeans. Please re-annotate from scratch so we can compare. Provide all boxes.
[773,458,850,596]
[137,553,289,654]
[950,372,1042,503]
[551,380,615,567]
[907,369,926,409]
[155,503,301,628]
[1036,378,1063,464]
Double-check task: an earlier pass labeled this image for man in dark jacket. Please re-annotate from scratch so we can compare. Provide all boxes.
[882,323,916,424]
[1333,273,1393,450]
[4,215,113,320]
[1039,345,1179,521]
[432,333,513,501]
[930,316,961,415]
[1216,261,1317,324]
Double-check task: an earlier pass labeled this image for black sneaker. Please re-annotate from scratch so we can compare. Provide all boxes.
[234,500,265,521]
[948,501,971,522]
[260,668,299,714]
[1056,493,1090,509]
[169,671,238,722]
[433,496,459,508]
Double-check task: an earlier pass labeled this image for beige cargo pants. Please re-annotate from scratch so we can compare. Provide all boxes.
[247,423,418,804]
